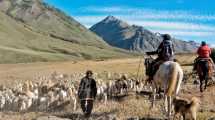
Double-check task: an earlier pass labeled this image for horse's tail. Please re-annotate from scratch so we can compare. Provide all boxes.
[166,63,178,96]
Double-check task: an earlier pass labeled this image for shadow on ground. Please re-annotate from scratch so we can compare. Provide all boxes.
[128,117,166,120]
[55,110,117,120]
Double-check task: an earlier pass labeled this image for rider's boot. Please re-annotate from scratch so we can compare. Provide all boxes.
[193,61,197,72]
[193,57,199,72]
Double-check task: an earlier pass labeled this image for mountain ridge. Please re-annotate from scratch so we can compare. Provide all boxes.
[90,16,199,53]
[0,0,134,63]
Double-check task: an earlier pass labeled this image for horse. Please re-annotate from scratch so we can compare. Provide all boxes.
[196,58,213,92]
[151,61,183,119]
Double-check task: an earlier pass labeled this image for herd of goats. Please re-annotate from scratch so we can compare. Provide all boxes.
[0,72,148,112]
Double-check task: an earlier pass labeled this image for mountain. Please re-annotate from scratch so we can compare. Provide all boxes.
[0,0,133,63]
[90,16,198,53]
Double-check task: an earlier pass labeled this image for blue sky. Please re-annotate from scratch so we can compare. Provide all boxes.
[45,0,215,46]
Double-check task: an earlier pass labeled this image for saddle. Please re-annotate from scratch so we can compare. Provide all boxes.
[197,58,211,62]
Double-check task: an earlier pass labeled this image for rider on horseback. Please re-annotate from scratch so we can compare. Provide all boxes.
[146,34,175,82]
[193,41,213,71]
[193,41,215,92]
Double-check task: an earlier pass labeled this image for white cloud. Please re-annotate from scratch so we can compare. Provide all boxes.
[74,16,215,33]
[149,30,214,37]
[73,6,215,42]
[211,45,215,48]
[80,6,215,21]
[125,20,215,32]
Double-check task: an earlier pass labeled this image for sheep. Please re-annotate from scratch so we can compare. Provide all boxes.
[67,87,78,111]
[25,90,39,110]
[127,79,136,90]
[97,83,108,105]
[0,71,140,113]
[12,96,19,111]
[59,89,68,102]
[38,96,49,111]
[135,80,145,93]
[0,93,5,110]
[17,95,32,112]
[0,74,76,112]
[0,85,6,91]
[4,90,15,111]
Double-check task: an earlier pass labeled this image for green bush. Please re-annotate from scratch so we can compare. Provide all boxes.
[210,48,215,62]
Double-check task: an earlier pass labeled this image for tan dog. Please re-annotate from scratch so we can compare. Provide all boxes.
[173,97,200,120]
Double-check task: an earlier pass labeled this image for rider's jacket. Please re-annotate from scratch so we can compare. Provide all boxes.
[78,76,97,100]
[157,40,175,61]
[197,45,211,58]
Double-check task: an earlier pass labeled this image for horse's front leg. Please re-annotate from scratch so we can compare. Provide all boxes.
[167,96,172,119]
[164,95,168,115]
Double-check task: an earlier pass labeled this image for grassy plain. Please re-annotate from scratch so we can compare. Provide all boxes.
[0,55,214,120]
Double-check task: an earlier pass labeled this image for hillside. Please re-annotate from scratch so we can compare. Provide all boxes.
[0,0,133,63]
[0,0,108,46]
[90,16,199,53]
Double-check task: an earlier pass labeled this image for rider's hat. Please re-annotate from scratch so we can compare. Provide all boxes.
[162,34,171,41]
[201,41,206,46]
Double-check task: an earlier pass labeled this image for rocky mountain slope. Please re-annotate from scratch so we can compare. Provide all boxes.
[0,0,133,63]
[90,16,198,53]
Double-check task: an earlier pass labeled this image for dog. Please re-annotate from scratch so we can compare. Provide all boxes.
[173,97,200,120]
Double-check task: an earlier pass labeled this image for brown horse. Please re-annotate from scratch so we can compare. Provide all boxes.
[196,58,213,92]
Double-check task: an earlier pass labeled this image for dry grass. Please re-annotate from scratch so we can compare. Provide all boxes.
[0,112,46,120]
[0,56,214,120]
[175,53,197,66]
[93,95,163,119]
[0,58,143,87]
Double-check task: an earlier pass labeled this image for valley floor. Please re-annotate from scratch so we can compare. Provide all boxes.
[0,58,214,120]
[0,58,143,86]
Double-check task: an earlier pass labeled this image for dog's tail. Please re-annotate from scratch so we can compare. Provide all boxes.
[189,97,200,108]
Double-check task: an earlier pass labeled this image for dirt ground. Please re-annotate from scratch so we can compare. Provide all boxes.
[0,58,214,120]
